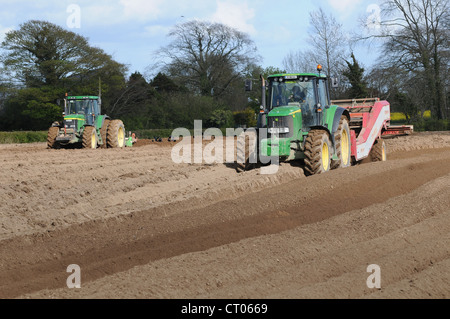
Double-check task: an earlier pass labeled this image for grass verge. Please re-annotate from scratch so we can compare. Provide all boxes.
[0,131,47,144]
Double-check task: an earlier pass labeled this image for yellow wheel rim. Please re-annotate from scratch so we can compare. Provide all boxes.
[91,131,96,149]
[118,127,125,147]
[341,129,349,165]
[322,141,329,171]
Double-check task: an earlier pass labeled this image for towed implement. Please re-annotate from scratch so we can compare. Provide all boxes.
[236,65,411,175]
[47,95,134,149]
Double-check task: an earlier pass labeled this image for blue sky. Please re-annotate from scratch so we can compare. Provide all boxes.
[0,0,383,79]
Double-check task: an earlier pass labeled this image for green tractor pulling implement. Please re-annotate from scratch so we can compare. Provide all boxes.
[47,95,133,149]
[236,65,411,175]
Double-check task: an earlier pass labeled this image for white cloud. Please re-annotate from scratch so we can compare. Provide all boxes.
[328,0,362,12]
[78,4,120,27]
[65,0,166,26]
[266,25,292,44]
[144,25,170,37]
[0,25,13,44]
[210,0,256,35]
[54,0,167,27]
[119,0,164,21]
[327,0,365,20]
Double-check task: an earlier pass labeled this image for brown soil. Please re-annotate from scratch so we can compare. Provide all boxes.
[0,131,449,299]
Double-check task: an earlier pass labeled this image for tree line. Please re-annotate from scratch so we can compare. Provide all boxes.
[0,0,448,132]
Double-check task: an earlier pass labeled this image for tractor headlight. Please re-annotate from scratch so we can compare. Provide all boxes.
[268,127,290,134]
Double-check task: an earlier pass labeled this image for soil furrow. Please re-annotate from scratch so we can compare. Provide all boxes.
[1,150,449,298]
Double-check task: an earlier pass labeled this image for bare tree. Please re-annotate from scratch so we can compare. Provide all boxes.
[361,0,449,119]
[283,8,349,99]
[308,8,348,80]
[282,50,316,73]
[156,20,260,98]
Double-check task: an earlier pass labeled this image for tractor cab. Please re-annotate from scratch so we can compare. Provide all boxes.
[266,73,329,130]
[65,96,101,126]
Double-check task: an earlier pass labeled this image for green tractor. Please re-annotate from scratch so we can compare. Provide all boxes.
[47,95,131,149]
[237,65,351,175]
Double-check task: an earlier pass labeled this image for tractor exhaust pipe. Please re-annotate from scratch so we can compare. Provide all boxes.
[260,74,266,111]
[257,74,267,129]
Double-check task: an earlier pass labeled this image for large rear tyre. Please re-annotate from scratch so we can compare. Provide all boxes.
[47,126,60,149]
[107,120,125,148]
[304,130,331,176]
[82,126,98,149]
[100,119,110,149]
[331,116,351,169]
[235,129,257,172]
[370,138,386,162]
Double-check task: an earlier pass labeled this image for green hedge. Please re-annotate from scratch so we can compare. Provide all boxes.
[412,118,450,132]
[0,131,47,144]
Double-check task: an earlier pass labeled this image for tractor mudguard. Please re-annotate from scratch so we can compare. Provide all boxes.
[309,125,332,138]
[331,107,350,134]
[328,107,350,160]
[100,115,111,127]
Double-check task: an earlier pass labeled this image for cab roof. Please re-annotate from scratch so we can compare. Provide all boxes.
[67,96,100,100]
[268,73,327,79]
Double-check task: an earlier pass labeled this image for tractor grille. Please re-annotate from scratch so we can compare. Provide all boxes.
[64,119,78,135]
[267,116,293,138]
[64,119,77,130]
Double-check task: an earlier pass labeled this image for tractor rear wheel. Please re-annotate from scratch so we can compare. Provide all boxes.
[100,119,110,149]
[107,120,125,148]
[304,130,331,176]
[82,126,98,149]
[235,129,257,172]
[331,116,351,169]
[370,138,386,162]
[47,126,60,149]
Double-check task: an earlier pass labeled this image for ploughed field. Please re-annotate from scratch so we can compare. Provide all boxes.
[0,131,449,298]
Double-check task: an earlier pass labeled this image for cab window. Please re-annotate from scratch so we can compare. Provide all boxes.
[317,79,329,107]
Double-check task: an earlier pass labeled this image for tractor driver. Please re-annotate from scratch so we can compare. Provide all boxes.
[83,100,94,115]
[290,85,306,103]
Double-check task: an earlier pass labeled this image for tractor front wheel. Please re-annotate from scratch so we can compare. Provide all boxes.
[82,126,98,149]
[107,120,125,148]
[304,130,331,176]
[235,129,257,172]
